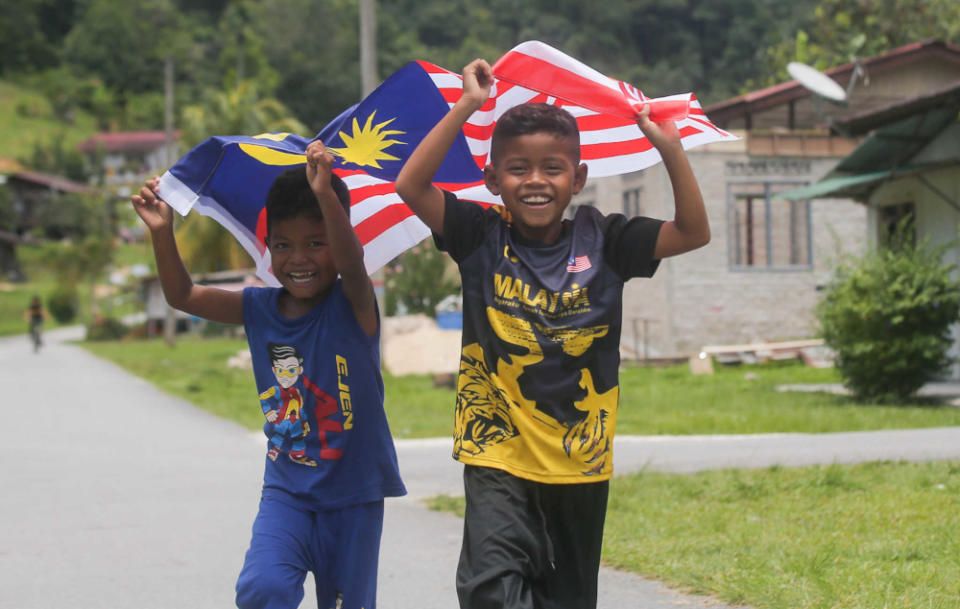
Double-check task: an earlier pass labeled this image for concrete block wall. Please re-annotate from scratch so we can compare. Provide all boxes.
[578,142,867,358]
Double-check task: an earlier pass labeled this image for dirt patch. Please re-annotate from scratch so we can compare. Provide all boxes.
[382,314,462,376]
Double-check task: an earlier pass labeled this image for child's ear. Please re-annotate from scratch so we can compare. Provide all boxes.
[483,165,500,196]
[572,163,588,194]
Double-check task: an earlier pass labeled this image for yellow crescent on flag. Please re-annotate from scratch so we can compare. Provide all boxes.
[237,144,306,166]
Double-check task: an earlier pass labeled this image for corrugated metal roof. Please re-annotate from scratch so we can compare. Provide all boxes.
[834,108,960,175]
[779,164,944,201]
[705,39,960,126]
[780,81,960,202]
[832,80,960,136]
[76,131,179,154]
[8,170,94,194]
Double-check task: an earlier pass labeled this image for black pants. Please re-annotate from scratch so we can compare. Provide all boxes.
[456,465,609,609]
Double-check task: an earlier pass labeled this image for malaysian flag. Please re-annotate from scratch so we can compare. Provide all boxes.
[157,41,735,286]
[566,255,593,273]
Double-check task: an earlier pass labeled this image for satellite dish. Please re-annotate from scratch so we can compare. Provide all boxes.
[787,61,847,104]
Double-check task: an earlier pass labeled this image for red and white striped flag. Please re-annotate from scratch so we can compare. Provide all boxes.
[159,41,735,285]
[431,40,735,180]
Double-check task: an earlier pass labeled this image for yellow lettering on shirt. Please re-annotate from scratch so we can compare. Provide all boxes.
[492,274,591,317]
[335,355,354,430]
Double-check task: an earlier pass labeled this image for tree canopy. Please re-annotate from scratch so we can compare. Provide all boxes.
[3,0,959,141]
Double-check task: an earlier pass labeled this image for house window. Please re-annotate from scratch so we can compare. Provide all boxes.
[622,187,641,217]
[879,202,915,248]
[729,182,811,269]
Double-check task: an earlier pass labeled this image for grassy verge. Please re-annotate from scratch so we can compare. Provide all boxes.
[616,360,960,434]
[427,460,960,609]
[0,240,155,336]
[81,336,960,437]
[0,80,96,159]
[607,461,960,609]
[0,279,57,336]
[82,335,457,435]
[82,336,264,429]
[79,331,960,609]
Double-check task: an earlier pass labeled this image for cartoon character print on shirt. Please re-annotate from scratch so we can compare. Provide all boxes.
[453,306,618,476]
[258,342,343,467]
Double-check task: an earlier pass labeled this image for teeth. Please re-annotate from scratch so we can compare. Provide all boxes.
[289,272,316,283]
[522,196,550,204]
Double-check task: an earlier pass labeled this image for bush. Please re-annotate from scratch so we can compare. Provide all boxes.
[47,287,78,323]
[816,226,960,403]
[15,94,53,119]
[384,242,460,317]
[86,317,129,341]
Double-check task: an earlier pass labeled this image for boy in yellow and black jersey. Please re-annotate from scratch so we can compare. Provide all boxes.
[396,58,710,609]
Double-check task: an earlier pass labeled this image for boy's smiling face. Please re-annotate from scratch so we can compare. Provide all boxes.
[484,131,587,244]
[267,214,337,314]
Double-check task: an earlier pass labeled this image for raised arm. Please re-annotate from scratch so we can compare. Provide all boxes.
[395,58,493,236]
[304,141,378,337]
[635,105,711,259]
[131,177,244,324]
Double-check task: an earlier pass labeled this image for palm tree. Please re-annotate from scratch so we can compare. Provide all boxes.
[180,79,308,148]
[175,79,308,271]
[174,214,253,273]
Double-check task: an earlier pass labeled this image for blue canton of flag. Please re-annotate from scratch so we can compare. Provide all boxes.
[566,255,592,273]
[317,62,482,184]
[157,62,486,284]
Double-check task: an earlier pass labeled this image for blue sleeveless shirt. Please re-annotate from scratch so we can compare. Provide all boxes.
[243,281,406,510]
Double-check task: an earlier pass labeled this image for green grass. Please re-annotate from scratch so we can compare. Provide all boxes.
[428,461,960,609]
[603,461,960,609]
[80,337,960,436]
[424,493,465,516]
[616,361,960,434]
[0,279,54,335]
[380,370,457,438]
[0,240,157,337]
[83,336,264,429]
[111,238,157,271]
[80,336,960,608]
[82,335,457,436]
[0,80,96,159]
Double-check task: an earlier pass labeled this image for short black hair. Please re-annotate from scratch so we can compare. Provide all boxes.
[268,342,302,363]
[490,103,580,164]
[264,166,351,239]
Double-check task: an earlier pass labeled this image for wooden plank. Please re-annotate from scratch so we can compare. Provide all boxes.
[700,338,824,356]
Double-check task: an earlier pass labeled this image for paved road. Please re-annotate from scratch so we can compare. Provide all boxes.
[3,327,960,609]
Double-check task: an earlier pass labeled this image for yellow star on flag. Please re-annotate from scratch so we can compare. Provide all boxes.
[327,111,406,169]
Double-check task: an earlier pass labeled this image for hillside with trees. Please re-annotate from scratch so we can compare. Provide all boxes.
[4,0,958,142]
[1,0,958,298]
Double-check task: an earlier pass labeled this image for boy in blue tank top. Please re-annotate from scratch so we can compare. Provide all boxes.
[396,60,710,609]
[132,140,405,609]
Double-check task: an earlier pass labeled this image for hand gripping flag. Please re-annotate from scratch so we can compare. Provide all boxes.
[157,40,736,285]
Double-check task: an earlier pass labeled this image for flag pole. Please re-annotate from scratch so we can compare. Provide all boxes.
[163,54,177,347]
[359,0,389,352]
[359,0,378,96]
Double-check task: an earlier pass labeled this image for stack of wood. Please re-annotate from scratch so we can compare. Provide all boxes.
[690,339,834,374]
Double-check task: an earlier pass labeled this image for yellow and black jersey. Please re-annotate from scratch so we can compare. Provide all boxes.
[436,191,663,483]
